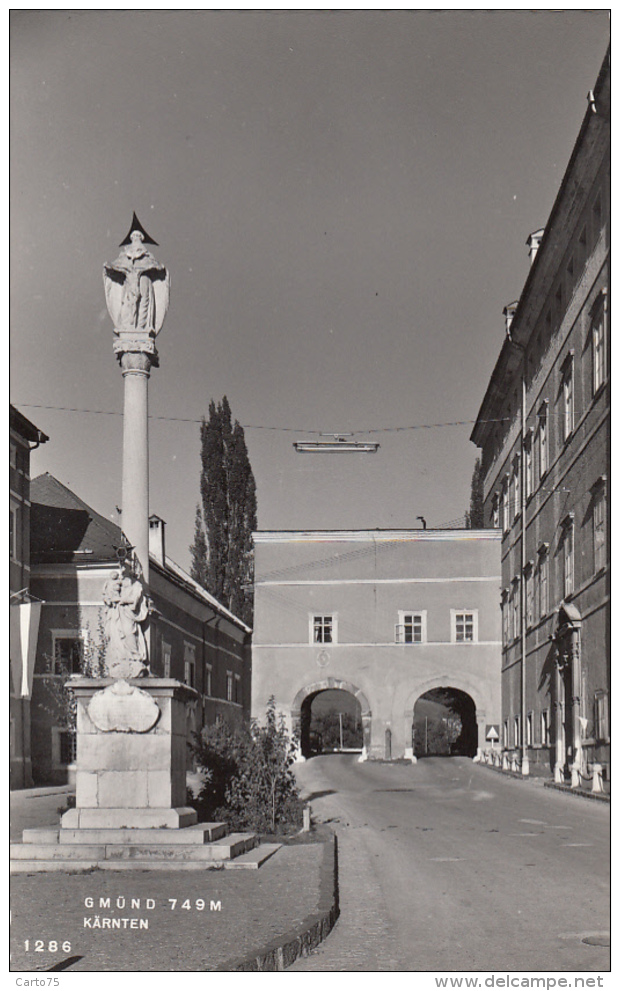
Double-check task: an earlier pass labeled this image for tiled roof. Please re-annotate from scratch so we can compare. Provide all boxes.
[30,473,251,631]
[31,473,121,563]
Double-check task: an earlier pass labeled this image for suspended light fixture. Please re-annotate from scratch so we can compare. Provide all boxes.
[293,433,380,454]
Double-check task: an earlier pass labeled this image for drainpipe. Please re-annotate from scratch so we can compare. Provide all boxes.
[505,314,529,777]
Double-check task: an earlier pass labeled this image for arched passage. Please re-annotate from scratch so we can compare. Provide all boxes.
[412,687,478,757]
[291,678,372,758]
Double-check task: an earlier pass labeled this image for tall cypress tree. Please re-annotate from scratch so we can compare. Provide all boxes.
[465,457,485,529]
[190,397,257,626]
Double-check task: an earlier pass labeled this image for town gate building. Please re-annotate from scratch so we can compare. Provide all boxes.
[252,528,502,760]
[471,49,610,782]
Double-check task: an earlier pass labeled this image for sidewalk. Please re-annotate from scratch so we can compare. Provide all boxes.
[9,787,338,972]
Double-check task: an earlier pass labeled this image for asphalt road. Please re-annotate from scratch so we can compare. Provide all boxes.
[290,755,610,973]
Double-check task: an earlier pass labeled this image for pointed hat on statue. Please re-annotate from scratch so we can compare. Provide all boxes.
[119,212,159,246]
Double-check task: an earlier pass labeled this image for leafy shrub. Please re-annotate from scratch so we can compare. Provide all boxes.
[191,698,303,834]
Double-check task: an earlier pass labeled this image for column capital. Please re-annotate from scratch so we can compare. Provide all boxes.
[115,335,159,372]
[118,348,157,376]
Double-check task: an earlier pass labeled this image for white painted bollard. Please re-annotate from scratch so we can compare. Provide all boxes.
[591,764,604,794]
[570,763,581,789]
[502,752,509,771]
[303,806,311,832]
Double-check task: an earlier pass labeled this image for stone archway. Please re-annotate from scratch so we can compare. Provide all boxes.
[291,678,372,759]
[404,677,487,759]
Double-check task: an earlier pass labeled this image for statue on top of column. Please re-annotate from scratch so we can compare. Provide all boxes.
[103,214,170,338]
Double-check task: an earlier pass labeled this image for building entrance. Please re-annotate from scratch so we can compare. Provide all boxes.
[291,678,371,759]
[413,687,478,757]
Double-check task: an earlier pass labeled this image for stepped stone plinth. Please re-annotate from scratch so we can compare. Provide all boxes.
[10,677,280,873]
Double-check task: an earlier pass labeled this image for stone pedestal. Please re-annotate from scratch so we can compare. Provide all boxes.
[61,678,197,830]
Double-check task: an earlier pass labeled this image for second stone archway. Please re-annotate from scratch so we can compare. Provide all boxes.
[291,678,372,759]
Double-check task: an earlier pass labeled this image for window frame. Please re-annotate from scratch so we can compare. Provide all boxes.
[226,671,233,703]
[591,290,608,396]
[537,545,549,618]
[451,609,478,644]
[561,516,575,599]
[540,709,550,747]
[593,485,607,573]
[396,610,427,644]
[183,641,196,689]
[310,613,338,645]
[51,629,88,676]
[537,402,548,478]
[162,638,172,679]
[561,353,574,443]
[594,690,609,742]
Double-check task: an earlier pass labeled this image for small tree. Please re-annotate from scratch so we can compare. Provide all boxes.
[192,698,303,834]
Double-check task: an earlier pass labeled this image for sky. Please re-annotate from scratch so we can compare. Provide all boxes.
[10,9,610,574]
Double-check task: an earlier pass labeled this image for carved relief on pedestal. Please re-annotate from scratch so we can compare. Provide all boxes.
[88,679,161,733]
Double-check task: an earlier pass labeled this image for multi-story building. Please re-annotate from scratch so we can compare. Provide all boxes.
[471,50,610,783]
[252,528,502,760]
[29,473,251,784]
[9,406,49,787]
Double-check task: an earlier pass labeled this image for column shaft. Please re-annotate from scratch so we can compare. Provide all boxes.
[121,353,151,583]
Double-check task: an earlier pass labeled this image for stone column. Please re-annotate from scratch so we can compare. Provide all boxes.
[570,632,583,785]
[120,352,153,582]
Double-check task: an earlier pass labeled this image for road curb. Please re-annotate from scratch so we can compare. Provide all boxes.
[214,828,339,972]
[543,781,610,803]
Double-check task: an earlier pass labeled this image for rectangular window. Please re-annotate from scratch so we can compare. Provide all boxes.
[525,569,534,628]
[540,709,550,747]
[234,674,241,704]
[396,611,426,644]
[525,434,533,499]
[503,719,510,749]
[563,521,574,598]
[526,711,533,747]
[501,595,509,645]
[513,456,520,520]
[492,494,500,529]
[502,480,509,532]
[593,488,606,572]
[538,553,549,617]
[53,634,84,675]
[452,610,477,643]
[514,714,521,748]
[538,404,548,478]
[312,614,336,644]
[204,664,212,698]
[183,642,196,688]
[561,356,574,442]
[10,503,20,562]
[226,671,233,703]
[512,581,520,640]
[162,639,172,679]
[594,691,609,741]
[592,313,606,394]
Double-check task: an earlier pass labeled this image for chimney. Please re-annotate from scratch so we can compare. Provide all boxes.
[503,301,519,336]
[149,514,166,567]
[527,228,545,266]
